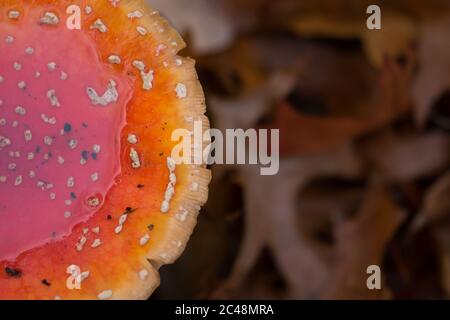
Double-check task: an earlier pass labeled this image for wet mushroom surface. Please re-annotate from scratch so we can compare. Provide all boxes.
[0,0,210,300]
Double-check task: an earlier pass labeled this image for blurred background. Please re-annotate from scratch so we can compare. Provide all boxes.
[150,0,450,299]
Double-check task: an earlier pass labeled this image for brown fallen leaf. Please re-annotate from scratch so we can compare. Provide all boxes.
[270,52,414,157]
[411,172,450,231]
[364,132,450,182]
[431,220,450,298]
[213,145,362,299]
[412,18,450,126]
[289,10,417,68]
[323,184,406,299]
[297,179,365,256]
[227,0,450,21]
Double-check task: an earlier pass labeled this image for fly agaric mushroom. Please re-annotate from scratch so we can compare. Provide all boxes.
[0,0,210,299]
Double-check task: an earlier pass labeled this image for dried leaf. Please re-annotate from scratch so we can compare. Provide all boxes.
[411,172,450,231]
[290,11,417,67]
[217,145,362,298]
[412,19,450,126]
[270,53,414,156]
[365,132,450,182]
[323,185,406,299]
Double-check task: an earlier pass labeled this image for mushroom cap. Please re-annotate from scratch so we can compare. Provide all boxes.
[0,0,210,299]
